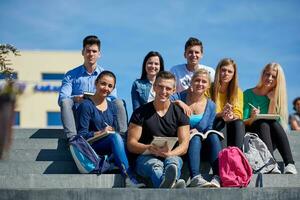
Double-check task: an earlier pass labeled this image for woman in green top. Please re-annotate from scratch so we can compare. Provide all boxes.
[244,62,297,174]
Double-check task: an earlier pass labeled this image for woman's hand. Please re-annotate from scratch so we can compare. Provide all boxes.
[250,106,260,119]
[95,126,114,136]
[190,128,198,134]
[174,100,192,116]
[222,103,234,121]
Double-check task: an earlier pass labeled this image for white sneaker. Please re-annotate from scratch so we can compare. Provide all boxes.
[188,175,212,187]
[125,177,146,188]
[284,164,298,174]
[210,175,221,188]
[173,179,186,189]
[270,163,281,174]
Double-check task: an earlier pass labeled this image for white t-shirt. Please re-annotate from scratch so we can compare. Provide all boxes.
[147,84,155,102]
[170,64,215,92]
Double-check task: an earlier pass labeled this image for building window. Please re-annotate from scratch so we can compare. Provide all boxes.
[0,72,18,80]
[47,112,62,126]
[14,111,20,126]
[42,73,64,81]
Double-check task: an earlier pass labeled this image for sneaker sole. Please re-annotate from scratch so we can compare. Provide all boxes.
[173,180,186,189]
[188,180,212,188]
[159,165,177,188]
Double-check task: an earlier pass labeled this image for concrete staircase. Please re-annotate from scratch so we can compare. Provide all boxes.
[0,129,300,200]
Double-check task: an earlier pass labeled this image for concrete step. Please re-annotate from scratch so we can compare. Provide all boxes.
[0,173,299,189]
[0,161,79,175]
[5,149,73,161]
[12,128,65,139]
[0,174,124,189]
[0,188,300,200]
[11,138,68,150]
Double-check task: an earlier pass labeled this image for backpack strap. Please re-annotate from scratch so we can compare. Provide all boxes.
[255,173,263,187]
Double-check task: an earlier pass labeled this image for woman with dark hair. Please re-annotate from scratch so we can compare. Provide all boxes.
[244,63,297,174]
[289,97,300,131]
[131,51,164,111]
[76,70,144,187]
[211,58,245,149]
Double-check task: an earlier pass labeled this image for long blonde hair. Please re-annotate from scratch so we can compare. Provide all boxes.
[212,58,239,106]
[256,62,288,129]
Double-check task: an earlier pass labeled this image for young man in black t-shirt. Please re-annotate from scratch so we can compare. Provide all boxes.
[127,71,190,188]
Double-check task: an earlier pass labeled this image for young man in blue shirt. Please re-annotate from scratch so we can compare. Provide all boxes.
[58,35,127,138]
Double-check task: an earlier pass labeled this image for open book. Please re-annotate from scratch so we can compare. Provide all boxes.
[86,131,115,144]
[252,114,280,122]
[190,130,224,140]
[143,136,178,155]
[83,92,95,99]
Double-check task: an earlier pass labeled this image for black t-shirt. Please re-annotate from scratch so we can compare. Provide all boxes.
[130,101,189,145]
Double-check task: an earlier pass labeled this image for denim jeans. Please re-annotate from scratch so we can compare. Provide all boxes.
[135,155,183,188]
[60,98,77,138]
[188,134,222,178]
[91,133,132,177]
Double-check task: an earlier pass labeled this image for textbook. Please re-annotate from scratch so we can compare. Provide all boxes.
[190,130,224,140]
[86,131,115,144]
[253,114,280,121]
[83,92,94,98]
[143,136,178,155]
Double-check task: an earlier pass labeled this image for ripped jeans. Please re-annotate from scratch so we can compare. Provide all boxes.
[135,155,183,188]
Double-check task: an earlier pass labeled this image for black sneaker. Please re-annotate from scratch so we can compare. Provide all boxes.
[159,164,177,188]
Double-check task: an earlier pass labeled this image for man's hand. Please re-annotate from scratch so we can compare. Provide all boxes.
[149,142,172,158]
[73,95,84,103]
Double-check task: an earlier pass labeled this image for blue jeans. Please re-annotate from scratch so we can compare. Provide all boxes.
[91,133,132,177]
[188,134,222,178]
[135,155,183,188]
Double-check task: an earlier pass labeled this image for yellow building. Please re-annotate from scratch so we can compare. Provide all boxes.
[5,51,83,128]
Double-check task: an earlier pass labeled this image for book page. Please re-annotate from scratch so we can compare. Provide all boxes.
[143,137,178,155]
[87,131,115,144]
[189,130,224,140]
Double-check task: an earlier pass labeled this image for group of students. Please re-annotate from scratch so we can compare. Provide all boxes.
[58,35,297,189]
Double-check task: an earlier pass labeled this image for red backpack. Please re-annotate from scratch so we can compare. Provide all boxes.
[218,146,253,187]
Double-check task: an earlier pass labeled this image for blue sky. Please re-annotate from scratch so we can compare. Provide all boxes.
[1,0,299,115]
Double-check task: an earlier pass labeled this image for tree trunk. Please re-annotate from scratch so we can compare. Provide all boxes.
[0,94,15,159]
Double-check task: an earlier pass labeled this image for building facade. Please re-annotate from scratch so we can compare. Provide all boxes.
[4,51,82,128]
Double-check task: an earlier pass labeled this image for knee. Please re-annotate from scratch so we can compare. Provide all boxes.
[254,120,270,130]
[189,136,202,149]
[207,134,221,143]
[109,133,124,145]
[190,135,202,145]
[165,156,183,167]
[113,99,125,109]
[233,119,244,127]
